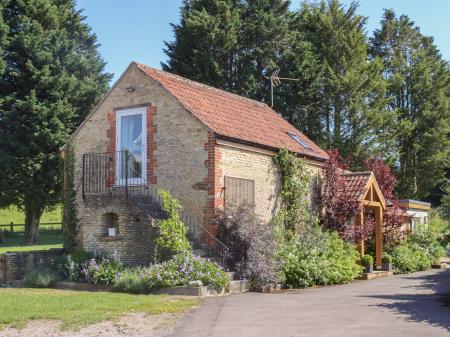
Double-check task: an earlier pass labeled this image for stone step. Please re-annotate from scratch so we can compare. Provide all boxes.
[228,279,250,294]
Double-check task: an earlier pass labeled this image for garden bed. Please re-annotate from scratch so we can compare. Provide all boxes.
[11,279,230,297]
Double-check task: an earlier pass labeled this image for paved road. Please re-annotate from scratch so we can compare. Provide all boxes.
[168,268,450,337]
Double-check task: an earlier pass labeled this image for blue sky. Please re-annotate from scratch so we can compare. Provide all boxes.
[75,0,450,83]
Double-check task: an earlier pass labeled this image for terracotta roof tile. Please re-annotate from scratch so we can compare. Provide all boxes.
[136,63,328,161]
[342,172,372,201]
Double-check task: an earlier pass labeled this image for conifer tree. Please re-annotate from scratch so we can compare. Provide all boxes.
[0,0,111,243]
[297,0,389,167]
[370,10,450,199]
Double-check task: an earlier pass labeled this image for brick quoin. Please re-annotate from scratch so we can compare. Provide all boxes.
[146,105,157,185]
[106,111,116,187]
[106,104,157,187]
[203,132,223,243]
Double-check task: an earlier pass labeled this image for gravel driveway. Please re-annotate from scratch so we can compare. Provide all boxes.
[168,268,450,337]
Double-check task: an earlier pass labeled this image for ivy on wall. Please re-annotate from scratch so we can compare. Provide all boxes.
[156,190,192,258]
[273,148,312,232]
[62,144,79,252]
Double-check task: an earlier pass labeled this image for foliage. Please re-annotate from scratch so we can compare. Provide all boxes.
[54,249,123,285]
[0,0,111,244]
[113,268,150,294]
[296,1,389,165]
[440,185,450,223]
[389,242,433,273]
[0,288,199,330]
[382,253,392,264]
[156,190,191,256]
[163,0,305,106]
[361,255,373,266]
[23,266,61,288]
[409,229,446,264]
[370,10,450,199]
[427,209,450,242]
[217,205,279,289]
[319,150,365,242]
[114,254,229,293]
[62,144,78,252]
[277,222,362,288]
[274,149,311,231]
[389,230,446,273]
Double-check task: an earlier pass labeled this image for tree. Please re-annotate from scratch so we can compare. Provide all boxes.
[370,9,450,199]
[0,0,111,243]
[441,183,450,223]
[163,0,242,93]
[296,1,389,167]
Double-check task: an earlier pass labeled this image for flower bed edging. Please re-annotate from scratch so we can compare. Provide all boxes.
[10,280,228,297]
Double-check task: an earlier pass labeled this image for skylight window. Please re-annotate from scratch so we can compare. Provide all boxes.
[288,132,311,150]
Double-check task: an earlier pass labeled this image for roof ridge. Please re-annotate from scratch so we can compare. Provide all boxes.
[135,62,270,109]
[343,171,373,176]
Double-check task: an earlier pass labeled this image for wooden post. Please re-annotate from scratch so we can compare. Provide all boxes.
[375,206,383,269]
[356,211,364,256]
[9,222,13,233]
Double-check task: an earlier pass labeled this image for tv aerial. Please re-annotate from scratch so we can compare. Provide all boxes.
[269,69,300,108]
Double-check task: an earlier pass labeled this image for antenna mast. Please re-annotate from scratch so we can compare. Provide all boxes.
[269,69,300,108]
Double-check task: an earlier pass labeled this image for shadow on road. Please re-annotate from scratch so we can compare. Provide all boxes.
[363,269,450,332]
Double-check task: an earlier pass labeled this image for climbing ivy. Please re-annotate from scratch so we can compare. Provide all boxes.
[156,190,192,257]
[62,144,79,252]
[273,149,312,232]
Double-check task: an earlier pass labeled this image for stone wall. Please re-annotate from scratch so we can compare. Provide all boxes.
[70,63,211,256]
[0,249,64,284]
[217,140,324,223]
[80,194,161,266]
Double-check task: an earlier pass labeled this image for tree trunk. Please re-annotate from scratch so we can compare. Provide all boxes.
[23,205,43,245]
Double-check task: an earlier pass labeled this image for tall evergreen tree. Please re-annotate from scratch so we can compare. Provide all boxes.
[370,10,450,199]
[296,0,389,167]
[163,0,242,92]
[0,0,111,243]
[163,0,325,142]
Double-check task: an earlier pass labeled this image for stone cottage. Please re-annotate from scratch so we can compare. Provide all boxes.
[65,61,330,265]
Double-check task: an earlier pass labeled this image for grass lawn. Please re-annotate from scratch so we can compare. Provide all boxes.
[0,288,199,330]
[0,206,62,224]
[0,206,63,254]
[0,230,63,254]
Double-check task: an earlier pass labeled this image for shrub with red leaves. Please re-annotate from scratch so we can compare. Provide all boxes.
[320,150,365,242]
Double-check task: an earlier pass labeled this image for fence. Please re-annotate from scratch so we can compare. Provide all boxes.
[0,222,62,233]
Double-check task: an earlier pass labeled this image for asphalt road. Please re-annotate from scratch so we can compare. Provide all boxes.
[167,268,450,337]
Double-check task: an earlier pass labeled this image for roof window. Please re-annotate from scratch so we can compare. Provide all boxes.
[288,132,311,150]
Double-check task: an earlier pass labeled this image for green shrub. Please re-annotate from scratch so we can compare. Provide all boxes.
[113,254,229,294]
[113,268,150,294]
[277,224,362,288]
[156,190,192,257]
[24,266,60,288]
[361,255,373,266]
[82,258,124,285]
[390,241,432,273]
[382,253,392,264]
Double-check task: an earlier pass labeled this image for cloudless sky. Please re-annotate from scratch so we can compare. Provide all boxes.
[75,0,450,83]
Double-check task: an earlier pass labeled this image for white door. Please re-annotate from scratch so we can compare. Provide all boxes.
[116,107,147,185]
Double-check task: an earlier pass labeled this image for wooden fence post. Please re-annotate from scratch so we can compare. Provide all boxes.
[10,222,13,233]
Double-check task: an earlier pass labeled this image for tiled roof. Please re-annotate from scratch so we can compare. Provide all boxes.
[136,63,328,161]
[342,172,373,201]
